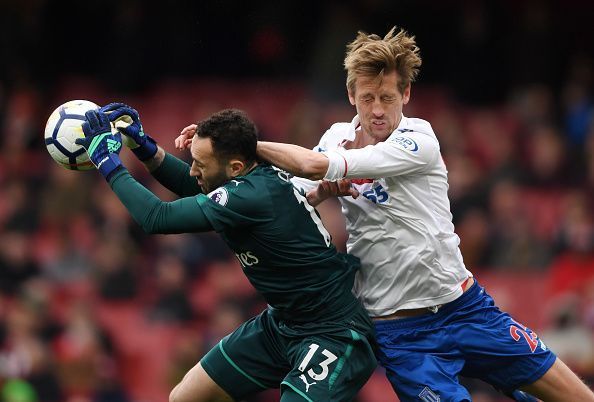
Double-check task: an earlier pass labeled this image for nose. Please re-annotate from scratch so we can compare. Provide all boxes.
[190,162,200,177]
[371,99,384,117]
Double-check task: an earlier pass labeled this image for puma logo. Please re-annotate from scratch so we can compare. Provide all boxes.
[299,374,317,392]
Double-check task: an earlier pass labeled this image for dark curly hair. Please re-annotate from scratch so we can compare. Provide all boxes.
[195,109,258,165]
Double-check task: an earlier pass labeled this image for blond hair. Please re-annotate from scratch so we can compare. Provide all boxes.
[344,27,422,95]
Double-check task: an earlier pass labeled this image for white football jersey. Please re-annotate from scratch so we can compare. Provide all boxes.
[292,115,472,317]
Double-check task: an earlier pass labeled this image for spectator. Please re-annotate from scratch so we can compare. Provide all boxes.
[486,179,552,269]
[147,254,193,323]
[549,191,594,298]
[540,297,594,378]
[91,235,137,301]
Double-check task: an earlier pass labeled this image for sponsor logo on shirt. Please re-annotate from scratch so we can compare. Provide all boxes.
[391,136,419,152]
[208,187,229,206]
[235,251,259,267]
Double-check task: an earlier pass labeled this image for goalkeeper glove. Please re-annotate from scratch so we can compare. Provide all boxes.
[100,102,158,161]
[75,110,123,180]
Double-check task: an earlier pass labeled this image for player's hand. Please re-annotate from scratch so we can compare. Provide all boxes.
[175,124,196,150]
[75,110,123,180]
[306,179,359,206]
[100,102,158,161]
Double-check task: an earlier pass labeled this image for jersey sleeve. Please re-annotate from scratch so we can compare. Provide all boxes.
[323,132,440,180]
[288,127,340,192]
[151,152,203,197]
[109,169,212,234]
[196,181,270,233]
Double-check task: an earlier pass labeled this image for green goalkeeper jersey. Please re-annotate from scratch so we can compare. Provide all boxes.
[109,154,363,323]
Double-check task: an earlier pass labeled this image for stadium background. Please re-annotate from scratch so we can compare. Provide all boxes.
[1,0,594,401]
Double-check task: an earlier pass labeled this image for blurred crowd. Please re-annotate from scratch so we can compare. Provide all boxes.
[1,0,594,401]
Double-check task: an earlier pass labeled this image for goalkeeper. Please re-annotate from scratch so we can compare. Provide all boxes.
[76,106,377,402]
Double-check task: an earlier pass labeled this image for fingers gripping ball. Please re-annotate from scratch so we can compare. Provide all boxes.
[75,110,124,180]
[114,118,137,149]
[44,100,124,171]
[100,102,158,161]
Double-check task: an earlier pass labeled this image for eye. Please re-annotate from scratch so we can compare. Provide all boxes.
[193,160,203,169]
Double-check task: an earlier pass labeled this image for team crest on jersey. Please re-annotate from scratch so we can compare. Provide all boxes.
[391,136,419,152]
[208,187,229,206]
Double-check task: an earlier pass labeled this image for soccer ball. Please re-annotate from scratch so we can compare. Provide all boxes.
[44,99,98,170]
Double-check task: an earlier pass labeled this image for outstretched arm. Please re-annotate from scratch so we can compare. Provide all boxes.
[150,150,203,197]
[109,169,213,234]
[260,133,440,181]
[77,109,213,234]
[257,141,329,180]
[258,141,358,206]
[102,103,202,197]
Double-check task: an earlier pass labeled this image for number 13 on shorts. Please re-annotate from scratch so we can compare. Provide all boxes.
[283,330,376,400]
[298,343,338,381]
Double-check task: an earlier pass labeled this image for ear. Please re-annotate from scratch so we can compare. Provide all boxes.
[348,89,356,106]
[227,158,246,177]
[402,84,411,105]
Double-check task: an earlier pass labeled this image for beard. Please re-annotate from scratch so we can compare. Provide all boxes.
[200,169,230,194]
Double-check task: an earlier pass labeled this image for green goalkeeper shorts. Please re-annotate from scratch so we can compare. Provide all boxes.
[200,306,377,401]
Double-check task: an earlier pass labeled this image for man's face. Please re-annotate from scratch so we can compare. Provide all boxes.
[348,69,410,141]
[189,136,230,194]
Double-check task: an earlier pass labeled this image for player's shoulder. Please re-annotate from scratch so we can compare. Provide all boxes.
[205,165,272,208]
[388,116,439,146]
[318,116,358,151]
[397,116,437,138]
[383,116,441,161]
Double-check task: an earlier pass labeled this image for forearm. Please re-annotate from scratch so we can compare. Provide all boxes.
[109,169,212,234]
[151,151,202,197]
[142,145,166,172]
[324,135,439,180]
[257,141,329,180]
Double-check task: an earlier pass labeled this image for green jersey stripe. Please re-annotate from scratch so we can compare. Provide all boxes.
[328,329,361,390]
[281,380,314,402]
[217,340,267,389]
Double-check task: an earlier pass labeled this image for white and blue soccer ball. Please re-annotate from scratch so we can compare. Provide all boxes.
[44,99,98,170]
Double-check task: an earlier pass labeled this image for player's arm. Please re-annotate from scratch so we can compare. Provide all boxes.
[101,103,202,197]
[77,110,212,234]
[258,142,329,180]
[323,134,439,180]
[150,149,203,197]
[258,133,439,181]
[259,142,358,206]
[109,169,212,234]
